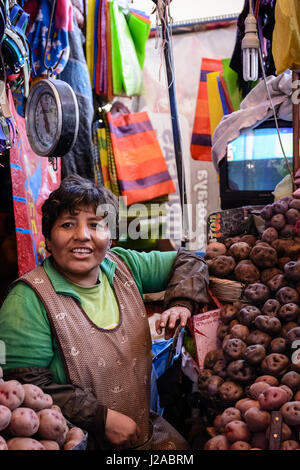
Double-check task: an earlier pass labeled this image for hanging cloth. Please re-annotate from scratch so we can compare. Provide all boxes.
[272,0,300,74]
[190,58,223,162]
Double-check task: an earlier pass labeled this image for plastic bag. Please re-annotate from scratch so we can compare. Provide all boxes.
[109,0,143,96]
[272,0,300,74]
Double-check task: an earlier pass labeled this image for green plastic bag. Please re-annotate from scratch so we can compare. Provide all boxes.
[126,11,150,68]
[110,1,143,96]
[221,58,243,112]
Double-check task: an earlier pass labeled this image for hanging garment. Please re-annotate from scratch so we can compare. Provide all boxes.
[272,0,300,74]
[190,58,223,162]
[59,14,94,181]
[24,0,73,76]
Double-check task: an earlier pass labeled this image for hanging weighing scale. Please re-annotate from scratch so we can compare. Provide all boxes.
[24,0,79,170]
[25,77,79,170]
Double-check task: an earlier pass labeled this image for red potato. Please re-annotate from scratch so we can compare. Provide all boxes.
[220,408,242,428]
[280,401,300,426]
[249,382,271,400]
[38,408,67,443]
[280,385,294,402]
[0,380,25,410]
[7,437,45,450]
[258,387,289,410]
[244,407,271,432]
[7,407,39,437]
[204,435,230,450]
[65,427,84,443]
[40,440,60,450]
[225,420,250,443]
[255,375,279,387]
[64,439,82,450]
[0,435,7,450]
[0,405,11,431]
[22,384,53,411]
[230,441,251,450]
[235,398,260,416]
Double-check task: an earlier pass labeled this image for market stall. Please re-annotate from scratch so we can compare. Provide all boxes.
[0,0,299,454]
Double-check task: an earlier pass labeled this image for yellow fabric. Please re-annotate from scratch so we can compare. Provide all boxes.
[67,269,120,329]
[97,127,111,190]
[86,0,96,86]
[272,0,300,74]
[207,71,224,137]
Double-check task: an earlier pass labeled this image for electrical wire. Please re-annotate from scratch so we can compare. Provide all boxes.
[258,46,295,185]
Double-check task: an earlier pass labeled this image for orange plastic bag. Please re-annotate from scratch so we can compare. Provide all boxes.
[272,0,300,74]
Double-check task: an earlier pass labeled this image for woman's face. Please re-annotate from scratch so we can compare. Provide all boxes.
[46,204,111,286]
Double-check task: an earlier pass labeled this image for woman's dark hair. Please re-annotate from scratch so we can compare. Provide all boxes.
[42,174,119,240]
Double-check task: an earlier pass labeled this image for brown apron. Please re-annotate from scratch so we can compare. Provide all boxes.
[18,252,189,450]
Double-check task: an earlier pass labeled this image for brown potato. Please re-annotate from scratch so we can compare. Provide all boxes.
[7,407,39,437]
[246,330,272,349]
[278,303,300,322]
[203,435,230,450]
[254,316,281,336]
[261,268,282,285]
[205,242,227,260]
[212,359,228,380]
[227,360,256,384]
[281,371,300,392]
[244,407,270,432]
[229,242,251,261]
[223,338,247,361]
[230,441,251,450]
[276,287,300,305]
[206,376,224,396]
[230,324,250,342]
[237,305,261,327]
[269,337,287,354]
[217,324,229,341]
[281,322,299,339]
[209,255,236,278]
[244,283,271,306]
[243,344,266,366]
[280,440,300,450]
[261,354,290,377]
[258,386,289,410]
[203,350,224,369]
[234,260,260,284]
[267,274,288,293]
[235,398,260,416]
[255,375,279,386]
[225,420,250,443]
[0,380,25,410]
[0,405,11,432]
[280,401,300,426]
[39,440,60,450]
[198,369,213,391]
[240,235,257,247]
[224,236,241,249]
[0,435,7,450]
[261,227,278,244]
[219,381,244,403]
[7,437,45,450]
[286,327,300,347]
[220,304,238,325]
[250,244,278,269]
[220,407,242,428]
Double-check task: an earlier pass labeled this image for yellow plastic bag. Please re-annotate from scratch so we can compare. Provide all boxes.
[272,0,300,74]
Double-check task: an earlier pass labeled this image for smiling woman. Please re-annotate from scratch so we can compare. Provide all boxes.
[0,174,210,450]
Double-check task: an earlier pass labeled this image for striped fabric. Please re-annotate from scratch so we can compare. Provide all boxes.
[190,58,223,161]
[107,111,175,206]
[104,112,120,197]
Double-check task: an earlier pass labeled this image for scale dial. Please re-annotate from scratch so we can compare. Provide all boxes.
[25,78,79,158]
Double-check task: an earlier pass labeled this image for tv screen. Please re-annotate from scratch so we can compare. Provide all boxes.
[219,120,293,210]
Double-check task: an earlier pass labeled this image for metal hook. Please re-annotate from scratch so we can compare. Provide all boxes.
[43,0,64,76]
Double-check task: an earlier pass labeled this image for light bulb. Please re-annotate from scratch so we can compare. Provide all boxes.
[242,6,260,83]
[243,47,258,82]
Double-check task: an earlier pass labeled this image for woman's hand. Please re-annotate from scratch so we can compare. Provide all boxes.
[105,409,141,449]
[155,306,191,339]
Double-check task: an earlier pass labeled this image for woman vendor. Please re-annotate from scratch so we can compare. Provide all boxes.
[0,175,209,450]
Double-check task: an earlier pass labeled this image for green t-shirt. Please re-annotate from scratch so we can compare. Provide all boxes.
[0,247,177,384]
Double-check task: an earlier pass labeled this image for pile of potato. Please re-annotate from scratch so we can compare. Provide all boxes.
[206,196,300,285]
[199,196,300,450]
[0,367,85,450]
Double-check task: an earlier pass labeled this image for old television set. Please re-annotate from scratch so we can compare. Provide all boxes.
[219,119,293,210]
